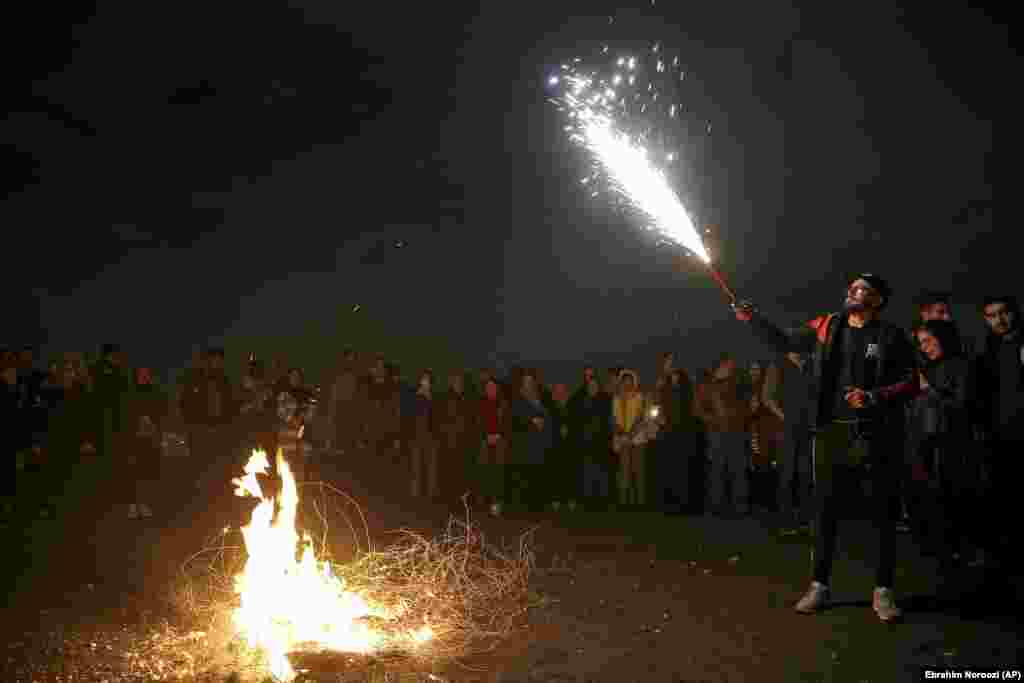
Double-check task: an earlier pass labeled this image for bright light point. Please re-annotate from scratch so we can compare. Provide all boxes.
[667,152,675,162]
[548,76,559,86]
[605,89,615,98]
[628,57,637,70]
[617,57,625,66]
[657,60,664,73]
[653,43,660,53]
[612,74,622,85]
[602,45,609,53]
[669,105,676,117]
[628,75,636,85]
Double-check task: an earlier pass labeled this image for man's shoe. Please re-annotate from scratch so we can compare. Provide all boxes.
[128,504,140,520]
[139,503,153,519]
[872,587,902,623]
[794,581,830,614]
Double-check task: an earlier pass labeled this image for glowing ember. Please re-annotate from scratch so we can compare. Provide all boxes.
[549,47,710,263]
[231,449,433,681]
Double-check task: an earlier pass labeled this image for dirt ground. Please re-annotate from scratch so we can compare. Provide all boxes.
[3,447,1022,683]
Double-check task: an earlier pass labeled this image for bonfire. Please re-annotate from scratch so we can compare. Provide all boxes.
[230,449,434,680]
[149,448,537,682]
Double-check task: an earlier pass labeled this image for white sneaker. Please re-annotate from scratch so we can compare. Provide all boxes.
[872,587,901,623]
[794,581,829,614]
[139,503,153,518]
[128,504,140,520]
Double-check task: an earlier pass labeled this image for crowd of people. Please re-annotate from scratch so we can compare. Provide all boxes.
[3,278,1021,624]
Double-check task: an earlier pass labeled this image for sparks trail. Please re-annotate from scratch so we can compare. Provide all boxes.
[547,44,710,264]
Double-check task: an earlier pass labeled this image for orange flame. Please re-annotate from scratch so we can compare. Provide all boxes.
[231,449,433,681]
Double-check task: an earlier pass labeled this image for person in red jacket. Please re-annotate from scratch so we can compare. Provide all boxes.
[477,378,510,515]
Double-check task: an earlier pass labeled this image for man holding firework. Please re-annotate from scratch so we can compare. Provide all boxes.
[733,274,918,622]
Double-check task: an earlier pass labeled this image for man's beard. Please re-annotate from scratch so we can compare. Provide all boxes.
[843,298,867,313]
[994,322,1017,337]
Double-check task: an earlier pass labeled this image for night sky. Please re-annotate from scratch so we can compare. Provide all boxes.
[5,1,1005,384]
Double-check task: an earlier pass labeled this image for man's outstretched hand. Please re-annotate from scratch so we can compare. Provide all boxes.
[732,300,756,322]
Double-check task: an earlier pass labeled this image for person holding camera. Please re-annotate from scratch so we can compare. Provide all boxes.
[733,273,918,623]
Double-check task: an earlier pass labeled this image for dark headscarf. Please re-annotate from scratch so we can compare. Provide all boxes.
[919,319,964,362]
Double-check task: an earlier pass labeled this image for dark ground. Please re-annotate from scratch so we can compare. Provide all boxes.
[3,445,1022,682]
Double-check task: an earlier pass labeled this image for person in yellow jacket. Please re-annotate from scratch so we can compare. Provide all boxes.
[612,370,658,507]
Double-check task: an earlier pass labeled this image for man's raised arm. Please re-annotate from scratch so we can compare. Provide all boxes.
[732,301,818,355]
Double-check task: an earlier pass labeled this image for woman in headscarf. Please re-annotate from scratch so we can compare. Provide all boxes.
[909,319,981,573]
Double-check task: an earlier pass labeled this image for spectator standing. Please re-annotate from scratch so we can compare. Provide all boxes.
[120,367,166,519]
[974,295,1024,565]
[276,368,317,484]
[509,370,554,511]
[908,321,980,575]
[439,371,475,502]
[771,350,815,534]
[570,375,613,510]
[329,350,362,455]
[408,370,440,498]
[694,355,751,517]
[547,383,577,511]
[478,378,510,515]
[612,370,654,508]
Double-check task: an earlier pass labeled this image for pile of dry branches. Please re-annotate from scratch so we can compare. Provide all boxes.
[144,483,538,681]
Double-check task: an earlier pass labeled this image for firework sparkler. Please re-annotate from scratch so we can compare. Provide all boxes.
[548,45,737,303]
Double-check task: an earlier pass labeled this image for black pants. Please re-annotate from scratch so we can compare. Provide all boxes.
[988,434,1023,558]
[811,424,898,588]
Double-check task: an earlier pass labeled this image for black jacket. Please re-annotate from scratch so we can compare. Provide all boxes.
[909,356,972,439]
[975,331,1024,437]
[745,311,918,430]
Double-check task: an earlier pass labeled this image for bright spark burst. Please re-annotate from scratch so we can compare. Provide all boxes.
[550,46,710,262]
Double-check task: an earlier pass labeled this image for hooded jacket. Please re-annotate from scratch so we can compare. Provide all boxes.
[612,371,647,434]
